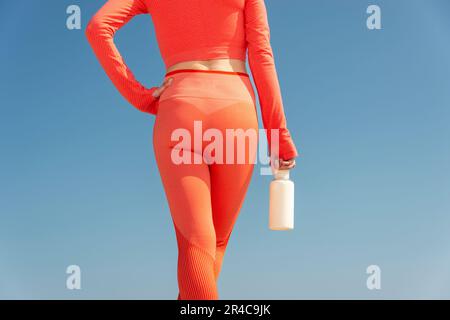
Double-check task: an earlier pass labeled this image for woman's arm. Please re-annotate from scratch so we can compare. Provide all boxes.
[245,0,299,160]
[85,0,159,115]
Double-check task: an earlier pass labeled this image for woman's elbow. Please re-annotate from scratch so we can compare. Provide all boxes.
[247,43,275,67]
[85,16,109,43]
[85,18,99,42]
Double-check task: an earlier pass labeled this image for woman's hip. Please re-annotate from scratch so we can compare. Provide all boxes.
[153,69,259,164]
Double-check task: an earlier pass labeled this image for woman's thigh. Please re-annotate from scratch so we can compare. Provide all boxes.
[207,99,258,242]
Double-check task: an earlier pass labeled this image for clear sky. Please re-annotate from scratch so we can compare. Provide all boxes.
[1,0,450,299]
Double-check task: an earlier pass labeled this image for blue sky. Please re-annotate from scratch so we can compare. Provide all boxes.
[1,0,450,299]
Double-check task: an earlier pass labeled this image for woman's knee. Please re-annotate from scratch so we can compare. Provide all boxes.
[177,228,217,259]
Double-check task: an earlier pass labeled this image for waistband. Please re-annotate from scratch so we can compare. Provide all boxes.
[165,68,249,78]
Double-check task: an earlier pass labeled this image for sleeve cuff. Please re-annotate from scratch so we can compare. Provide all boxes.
[143,86,160,115]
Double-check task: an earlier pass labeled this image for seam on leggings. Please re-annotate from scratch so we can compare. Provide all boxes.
[173,221,216,261]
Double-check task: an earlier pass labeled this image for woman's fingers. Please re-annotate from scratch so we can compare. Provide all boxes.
[152,77,173,98]
[153,77,172,97]
[270,158,296,170]
[278,158,296,170]
[163,77,174,88]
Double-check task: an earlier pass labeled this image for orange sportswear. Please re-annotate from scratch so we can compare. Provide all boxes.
[85,0,298,159]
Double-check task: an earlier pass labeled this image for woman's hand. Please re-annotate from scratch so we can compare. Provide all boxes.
[277,158,296,170]
[152,77,174,98]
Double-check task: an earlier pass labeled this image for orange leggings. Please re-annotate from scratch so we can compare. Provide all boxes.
[152,69,259,299]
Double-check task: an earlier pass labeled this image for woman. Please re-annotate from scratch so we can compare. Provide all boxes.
[86,0,298,300]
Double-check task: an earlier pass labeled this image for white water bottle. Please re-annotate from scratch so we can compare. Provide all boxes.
[269,169,294,230]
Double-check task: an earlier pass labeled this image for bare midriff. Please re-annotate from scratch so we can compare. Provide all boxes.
[166,58,248,74]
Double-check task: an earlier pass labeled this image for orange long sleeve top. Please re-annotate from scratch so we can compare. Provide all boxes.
[86,0,298,160]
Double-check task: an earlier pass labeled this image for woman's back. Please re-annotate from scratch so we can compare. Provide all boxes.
[149,0,247,68]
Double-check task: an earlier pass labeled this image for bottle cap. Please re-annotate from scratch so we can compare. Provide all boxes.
[274,169,290,180]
